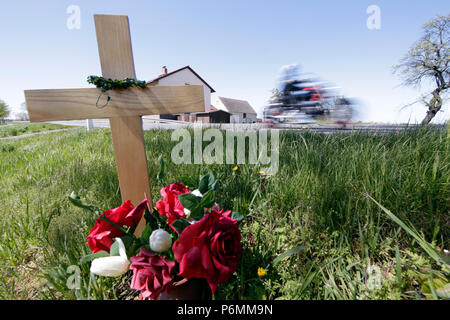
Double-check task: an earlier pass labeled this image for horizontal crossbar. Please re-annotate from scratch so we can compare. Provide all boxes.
[25,85,205,122]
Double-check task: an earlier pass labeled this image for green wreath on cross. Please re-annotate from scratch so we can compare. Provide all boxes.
[87,76,148,109]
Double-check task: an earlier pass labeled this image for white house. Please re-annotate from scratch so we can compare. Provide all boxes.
[144,66,215,120]
[214,97,258,123]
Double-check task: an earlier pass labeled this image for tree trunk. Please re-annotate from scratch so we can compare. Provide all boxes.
[421,89,443,125]
[422,109,437,125]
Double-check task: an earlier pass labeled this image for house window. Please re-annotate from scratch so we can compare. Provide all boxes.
[243,113,247,118]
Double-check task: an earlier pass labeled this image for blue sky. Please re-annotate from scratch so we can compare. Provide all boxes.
[0,1,449,123]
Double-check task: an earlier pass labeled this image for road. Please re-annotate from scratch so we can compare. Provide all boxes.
[270,123,439,134]
[48,119,439,133]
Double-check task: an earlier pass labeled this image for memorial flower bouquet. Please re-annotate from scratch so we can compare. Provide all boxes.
[69,173,243,300]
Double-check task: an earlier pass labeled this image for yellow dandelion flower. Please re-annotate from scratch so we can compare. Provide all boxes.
[302,126,306,130]
[232,166,239,172]
[257,171,265,175]
[257,267,267,277]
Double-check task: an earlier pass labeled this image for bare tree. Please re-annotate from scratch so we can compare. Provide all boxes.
[394,14,449,124]
[15,102,30,121]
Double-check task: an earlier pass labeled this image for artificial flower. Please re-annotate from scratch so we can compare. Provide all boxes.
[130,248,176,299]
[87,199,148,253]
[172,207,242,294]
[90,238,130,277]
[149,229,172,252]
[155,183,191,224]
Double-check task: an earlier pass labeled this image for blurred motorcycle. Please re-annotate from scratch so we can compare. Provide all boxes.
[264,66,354,125]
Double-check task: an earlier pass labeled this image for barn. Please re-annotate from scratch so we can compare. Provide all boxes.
[214,97,258,123]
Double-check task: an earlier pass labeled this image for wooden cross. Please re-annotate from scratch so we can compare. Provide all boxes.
[24,14,205,235]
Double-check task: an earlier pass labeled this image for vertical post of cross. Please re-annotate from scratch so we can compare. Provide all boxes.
[25,14,205,237]
[94,14,152,236]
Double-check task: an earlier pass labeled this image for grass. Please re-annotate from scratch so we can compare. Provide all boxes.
[0,122,72,138]
[0,125,448,300]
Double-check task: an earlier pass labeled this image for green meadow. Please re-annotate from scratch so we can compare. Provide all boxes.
[0,125,448,299]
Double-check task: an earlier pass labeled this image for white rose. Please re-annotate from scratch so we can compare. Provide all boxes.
[149,229,172,252]
[184,189,203,216]
[90,238,129,277]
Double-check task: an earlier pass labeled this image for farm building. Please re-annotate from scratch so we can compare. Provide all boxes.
[144,66,215,120]
[178,109,231,123]
[214,97,258,123]
[142,66,258,124]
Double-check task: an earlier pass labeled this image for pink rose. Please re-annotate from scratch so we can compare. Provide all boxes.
[130,248,176,300]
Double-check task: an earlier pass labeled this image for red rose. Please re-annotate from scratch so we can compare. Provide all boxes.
[130,248,176,299]
[86,199,148,253]
[155,183,191,224]
[172,208,242,294]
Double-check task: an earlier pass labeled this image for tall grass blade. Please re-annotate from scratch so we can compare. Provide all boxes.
[368,195,441,264]
[272,246,310,265]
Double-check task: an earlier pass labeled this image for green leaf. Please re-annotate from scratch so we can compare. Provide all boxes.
[144,207,172,235]
[198,173,218,194]
[210,180,218,191]
[171,218,191,235]
[231,211,244,223]
[109,236,135,258]
[178,193,201,211]
[109,241,120,256]
[436,284,450,299]
[198,173,214,194]
[200,190,215,209]
[144,207,159,231]
[157,155,165,186]
[140,224,152,242]
[188,206,205,220]
[80,251,109,264]
[121,235,135,251]
[273,246,310,265]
